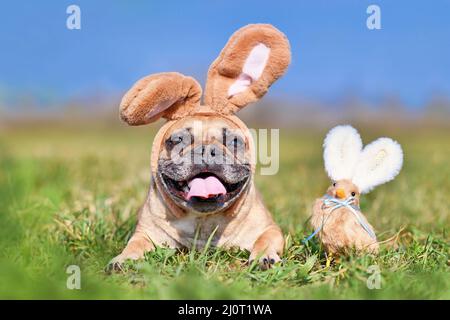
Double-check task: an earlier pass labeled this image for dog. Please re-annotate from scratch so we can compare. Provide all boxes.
[110,24,291,270]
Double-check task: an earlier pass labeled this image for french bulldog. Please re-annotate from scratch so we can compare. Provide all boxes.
[110,24,291,270]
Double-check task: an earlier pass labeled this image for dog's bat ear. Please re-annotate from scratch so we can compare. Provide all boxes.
[120,72,202,125]
[203,24,291,115]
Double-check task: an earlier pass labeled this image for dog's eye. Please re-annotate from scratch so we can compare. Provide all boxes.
[168,135,183,146]
[333,182,336,187]
[165,131,191,151]
[222,129,245,157]
[232,137,241,147]
[351,192,356,197]
[226,136,244,149]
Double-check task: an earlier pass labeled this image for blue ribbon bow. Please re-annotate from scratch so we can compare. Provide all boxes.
[303,194,376,244]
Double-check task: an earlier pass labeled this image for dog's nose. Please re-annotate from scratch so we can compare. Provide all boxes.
[199,145,215,157]
[193,144,222,165]
[209,145,217,157]
[202,145,218,160]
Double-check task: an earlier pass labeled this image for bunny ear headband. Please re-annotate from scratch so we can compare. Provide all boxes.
[323,125,404,194]
[119,24,291,125]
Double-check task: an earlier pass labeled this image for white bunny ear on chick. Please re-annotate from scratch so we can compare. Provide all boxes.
[323,125,363,181]
[352,137,403,194]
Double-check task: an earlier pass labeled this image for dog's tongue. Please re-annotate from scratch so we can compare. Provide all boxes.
[186,176,226,200]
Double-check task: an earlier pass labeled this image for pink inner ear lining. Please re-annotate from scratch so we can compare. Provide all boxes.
[242,43,271,79]
[227,43,271,98]
[227,74,252,97]
[145,97,180,120]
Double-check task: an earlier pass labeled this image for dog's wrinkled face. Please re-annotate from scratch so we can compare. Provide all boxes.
[157,115,252,214]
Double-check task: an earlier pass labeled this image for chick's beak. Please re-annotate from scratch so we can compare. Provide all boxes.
[335,188,346,199]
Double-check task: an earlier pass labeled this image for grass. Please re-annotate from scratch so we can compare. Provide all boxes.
[0,123,449,299]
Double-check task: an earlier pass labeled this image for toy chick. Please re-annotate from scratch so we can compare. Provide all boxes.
[307,125,403,265]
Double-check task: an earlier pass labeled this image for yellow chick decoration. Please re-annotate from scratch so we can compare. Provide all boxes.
[307,125,403,266]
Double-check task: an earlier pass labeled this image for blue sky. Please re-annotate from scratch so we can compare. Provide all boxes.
[1,0,449,109]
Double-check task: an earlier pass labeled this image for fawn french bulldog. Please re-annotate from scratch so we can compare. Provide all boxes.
[110,24,291,270]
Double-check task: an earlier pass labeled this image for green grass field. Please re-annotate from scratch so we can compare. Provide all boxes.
[0,123,449,299]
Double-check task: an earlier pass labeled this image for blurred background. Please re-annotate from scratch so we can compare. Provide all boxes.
[0,1,449,299]
[1,0,449,128]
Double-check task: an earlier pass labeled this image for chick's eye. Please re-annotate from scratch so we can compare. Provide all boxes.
[351,192,356,197]
[333,182,336,187]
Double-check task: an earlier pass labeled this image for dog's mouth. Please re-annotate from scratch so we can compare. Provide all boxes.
[160,172,250,213]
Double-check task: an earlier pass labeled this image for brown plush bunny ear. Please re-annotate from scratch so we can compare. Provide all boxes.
[120,72,202,125]
[204,24,291,115]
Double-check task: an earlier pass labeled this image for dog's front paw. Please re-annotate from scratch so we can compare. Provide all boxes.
[249,251,281,270]
[106,251,144,273]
